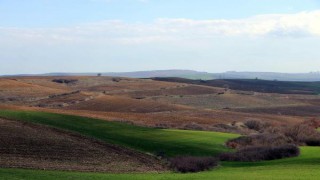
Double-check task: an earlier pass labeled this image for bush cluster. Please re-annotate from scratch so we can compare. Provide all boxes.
[220,144,300,162]
[228,121,320,149]
[169,156,218,173]
[221,120,320,163]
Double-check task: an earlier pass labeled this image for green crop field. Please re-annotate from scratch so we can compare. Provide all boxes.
[1,147,320,179]
[0,110,238,157]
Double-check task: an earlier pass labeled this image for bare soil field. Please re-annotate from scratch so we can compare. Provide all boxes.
[0,118,166,172]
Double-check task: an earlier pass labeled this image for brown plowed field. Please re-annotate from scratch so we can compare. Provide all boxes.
[0,118,166,172]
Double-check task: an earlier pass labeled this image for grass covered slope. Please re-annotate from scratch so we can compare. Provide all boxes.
[1,147,320,179]
[0,110,238,157]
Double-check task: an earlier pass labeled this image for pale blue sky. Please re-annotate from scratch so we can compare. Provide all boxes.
[1,0,320,75]
[1,0,319,27]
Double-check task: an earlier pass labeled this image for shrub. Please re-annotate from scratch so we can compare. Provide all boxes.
[52,79,78,84]
[244,120,264,131]
[170,156,218,173]
[220,144,299,162]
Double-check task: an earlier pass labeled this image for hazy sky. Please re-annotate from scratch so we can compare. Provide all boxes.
[1,0,320,75]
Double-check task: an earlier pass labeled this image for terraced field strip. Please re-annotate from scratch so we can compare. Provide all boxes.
[1,147,320,179]
[0,110,238,157]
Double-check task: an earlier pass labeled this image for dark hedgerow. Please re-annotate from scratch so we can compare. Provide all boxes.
[169,156,218,173]
[220,144,300,162]
[305,139,320,146]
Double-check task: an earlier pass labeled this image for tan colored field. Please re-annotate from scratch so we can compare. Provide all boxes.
[0,78,68,103]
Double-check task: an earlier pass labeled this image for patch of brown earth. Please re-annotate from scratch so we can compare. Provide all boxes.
[0,118,167,173]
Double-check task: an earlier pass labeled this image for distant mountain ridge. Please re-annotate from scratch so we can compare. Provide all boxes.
[3,70,320,82]
[210,71,320,81]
